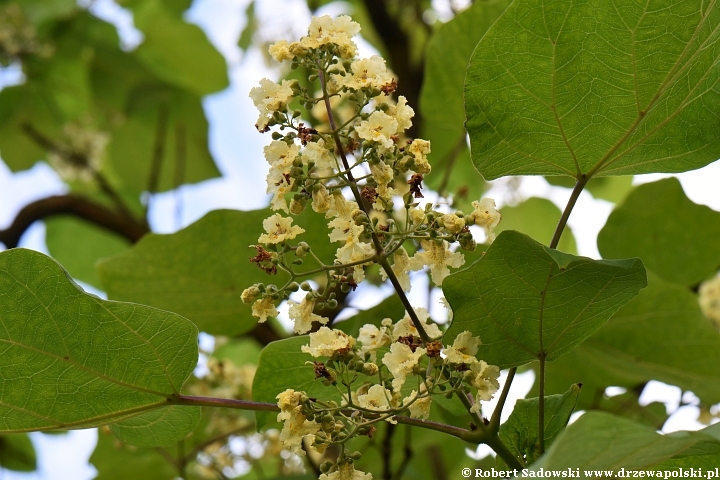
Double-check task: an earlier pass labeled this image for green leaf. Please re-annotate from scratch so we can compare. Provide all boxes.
[130,0,228,95]
[497,384,580,469]
[443,231,647,368]
[91,428,179,480]
[0,434,36,472]
[598,177,720,286]
[533,412,717,470]
[545,272,720,405]
[45,216,131,288]
[421,0,511,202]
[0,248,198,433]
[212,338,262,366]
[106,86,221,192]
[109,405,201,447]
[465,0,720,180]
[98,208,337,336]
[496,197,577,254]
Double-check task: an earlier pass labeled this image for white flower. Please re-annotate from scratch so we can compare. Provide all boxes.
[410,240,465,286]
[382,342,426,392]
[251,297,278,323]
[356,384,392,412]
[335,241,375,283]
[258,214,305,244]
[302,327,355,357]
[379,248,412,292]
[468,198,501,243]
[276,389,319,456]
[328,216,364,244]
[264,140,300,167]
[288,297,329,334]
[355,111,398,151]
[392,307,442,340]
[469,361,500,401]
[443,331,481,364]
[249,78,294,131]
[389,96,414,133]
[264,141,300,212]
[319,461,373,480]
[342,55,394,91]
[408,207,426,226]
[406,139,431,174]
[440,296,453,322]
[358,324,391,361]
[326,193,359,220]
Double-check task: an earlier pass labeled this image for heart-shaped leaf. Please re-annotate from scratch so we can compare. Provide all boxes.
[466,0,720,180]
[0,248,198,434]
[443,231,647,368]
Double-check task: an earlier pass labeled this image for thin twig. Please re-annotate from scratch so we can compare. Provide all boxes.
[382,423,396,480]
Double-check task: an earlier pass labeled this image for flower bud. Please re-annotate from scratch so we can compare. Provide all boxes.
[240,286,261,304]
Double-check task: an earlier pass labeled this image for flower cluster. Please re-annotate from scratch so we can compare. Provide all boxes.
[0,3,52,63]
[243,14,501,336]
[244,16,503,478]
[47,122,109,183]
[699,274,720,330]
[272,323,499,478]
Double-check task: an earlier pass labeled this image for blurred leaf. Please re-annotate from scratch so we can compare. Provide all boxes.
[0,434,36,472]
[496,384,580,469]
[237,2,256,50]
[91,428,179,480]
[0,248,198,433]
[496,197,577,254]
[107,86,220,192]
[212,338,262,366]
[443,231,647,368]
[45,216,131,288]
[532,412,717,470]
[110,406,201,447]
[598,177,720,286]
[421,0,511,202]
[545,272,720,405]
[129,0,228,95]
[465,0,720,180]
[546,176,634,204]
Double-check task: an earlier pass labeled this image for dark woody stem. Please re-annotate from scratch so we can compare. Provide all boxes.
[316,67,431,344]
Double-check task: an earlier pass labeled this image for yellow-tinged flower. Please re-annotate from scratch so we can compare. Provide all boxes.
[268,39,294,62]
[441,214,466,235]
[341,55,394,91]
[443,331,481,364]
[356,384,392,412]
[303,139,336,171]
[355,111,398,151]
[319,461,373,480]
[249,78,294,131]
[302,326,355,357]
[392,307,442,340]
[469,360,500,401]
[264,141,300,212]
[288,297,329,334]
[406,139,431,174]
[335,240,375,282]
[312,184,331,213]
[699,275,720,329]
[379,248,412,292]
[251,297,278,323]
[468,198,501,243]
[298,15,361,59]
[408,207,426,226]
[276,389,319,456]
[382,342,426,392]
[328,216,364,244]
[326,193,359,220]
[403,383,431,419]
[264,140,300,166]
[258,214,305,244]
[410,239,465,286]
[389,96,414,133]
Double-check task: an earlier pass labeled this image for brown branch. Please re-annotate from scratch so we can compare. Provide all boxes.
[0,195,149,248]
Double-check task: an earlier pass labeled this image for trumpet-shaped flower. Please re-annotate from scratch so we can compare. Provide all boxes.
[410,239,465,286]
[251,297,278,323]
[443,331,481,364]
[258,214,305,244]
[288,297,329,334]
[356,111,398,151]
[249,78,294,131]
[392,307,442,340]
[382,342,426,392]
[276,389,319,456]
[468,198,501,243]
